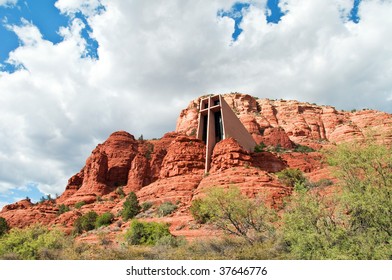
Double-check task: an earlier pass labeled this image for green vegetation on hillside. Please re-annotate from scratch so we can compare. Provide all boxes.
[122,192,141,221]
[190,186,277,244]
[124,220,172,246]
[0,140,391,259]
[0,217,9,236]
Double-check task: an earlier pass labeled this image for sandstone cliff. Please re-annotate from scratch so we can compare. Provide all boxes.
[1,93,391,241]
[177,93,392,147]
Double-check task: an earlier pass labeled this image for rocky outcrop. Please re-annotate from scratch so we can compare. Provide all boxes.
[209,138,252,173]
[57,131,139,205]
[1,198,33,211]
[1,93,391,239]
[195,167,290,208]
[159,135,205,178]
[176,93,392,147]
[0,200,58,228]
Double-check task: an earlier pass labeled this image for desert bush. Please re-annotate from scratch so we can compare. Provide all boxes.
[122,192,141,221]
[73,211,98,234]
[0,217,9,236]
[155,235,186,248]
[74,201,86,209]
[189,199,211,224]
[325,140,392,259]
[308,178,334,188]
[283,140,392,259]
[124,220,172,246]
[194,186,277,244]
[157,202,178,217]
[116,186,125,198]
[0,224,69,260]
[57,204,70,215]
[141,201,153,211]
[95,212,114,228]
[283,190,347,259]
[276,168,307,188]
[294,144,315,153]
[156,235,285,260]
[254,142,266,153]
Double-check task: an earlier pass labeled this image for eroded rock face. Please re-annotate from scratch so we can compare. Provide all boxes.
[58,131,138,205]
[159,136,205,178]
[176,93,392,147]
[195,167,290,208]
[0,200,58,228]
[209,138,252,173]
[1,93,391,239]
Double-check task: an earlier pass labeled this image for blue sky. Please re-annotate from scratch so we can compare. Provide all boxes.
[1,1,362,70]
[0,0,391,209]
[0,0,100,72]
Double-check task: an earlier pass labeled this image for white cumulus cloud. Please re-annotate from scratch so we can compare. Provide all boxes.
[0,0,392,200]
[0,0,17,7]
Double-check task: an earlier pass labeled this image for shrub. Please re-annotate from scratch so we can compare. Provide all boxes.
[283,190,347,259]
[283,140,392,260]
[0,224,69,260]
[276,168,307,188]
[141,201,153,211]
[95,212,114,228]
[145,143,154,160]
[254,142,266,153]
[157,202,178,217]
[308,178,334,188]
[0,217,9,236]
[194,186,277,244]
[74,201,86,209]
[73,211,98,234]
[122,192,141,221]
[155,235,186,248]
[190,199,211,224]
[124,220,172,246]
[116,186,125,197]
[57,204,70,215]
[294,144,315,153]
[269,144,285,153]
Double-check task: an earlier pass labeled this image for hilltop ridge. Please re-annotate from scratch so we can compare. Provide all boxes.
[1,93,391,243]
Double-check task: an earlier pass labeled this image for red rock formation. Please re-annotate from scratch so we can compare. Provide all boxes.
[251,152,287,173]
[280,152,324,173]
[195,167,290,208]
[137,135,205,205]
[209,138,252,173]
[256,127,294,149]
[176,93,392,147]
[1,93,392,241]
[159,135,205,178]
[1,198,33,211]
[0,200,58,228]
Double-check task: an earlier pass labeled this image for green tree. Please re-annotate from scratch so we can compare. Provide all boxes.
[283,190,348,259]
[122,192,141,221]
[194,186,277,244]
[124,220,172,245]
[73,211,98,234]
[0,217,9,236]
[326,140,392,259]
[95,212,114,228]
[283,140,392,259]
